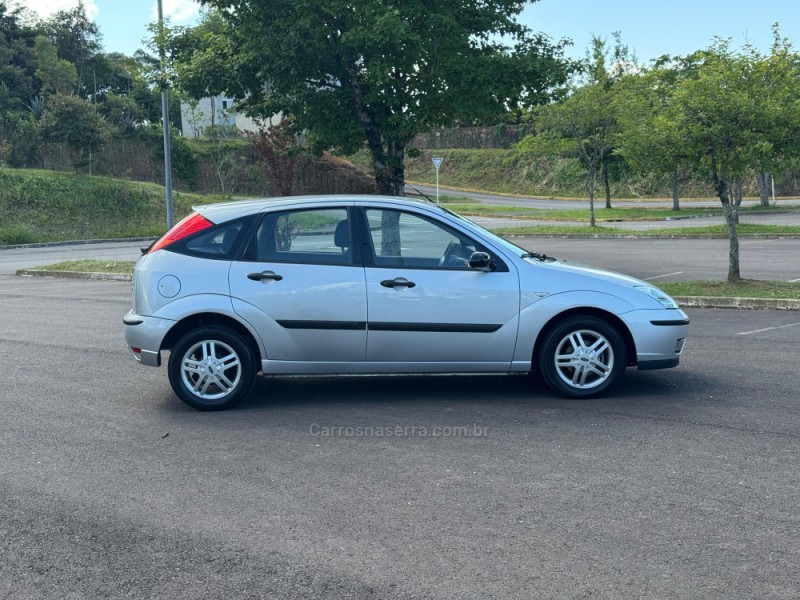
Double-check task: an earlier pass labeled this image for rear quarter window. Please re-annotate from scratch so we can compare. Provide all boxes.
[175,220,246,259]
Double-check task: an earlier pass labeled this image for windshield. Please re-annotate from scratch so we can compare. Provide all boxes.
[435,205,536,258]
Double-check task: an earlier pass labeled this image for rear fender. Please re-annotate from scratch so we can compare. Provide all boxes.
[151,294,266,359]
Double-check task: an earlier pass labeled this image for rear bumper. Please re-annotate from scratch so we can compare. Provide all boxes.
[123,309,173,368]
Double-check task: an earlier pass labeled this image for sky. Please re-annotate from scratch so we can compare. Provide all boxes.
[522,0,800,63]
[12,0,202,55]
[11,0,800,64]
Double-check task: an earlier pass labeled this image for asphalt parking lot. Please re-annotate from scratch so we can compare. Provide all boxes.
[1,275,799,599]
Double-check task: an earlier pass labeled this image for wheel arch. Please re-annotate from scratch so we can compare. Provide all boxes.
[531,307,637,370]
[161,312,263,363]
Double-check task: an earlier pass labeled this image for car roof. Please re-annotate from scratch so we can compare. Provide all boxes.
[193,195,436,223]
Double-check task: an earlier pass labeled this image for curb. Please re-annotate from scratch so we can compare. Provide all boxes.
[14,270,800,310]
[674,295,800,311]
[16,269,132,282]
[0,236,157,251]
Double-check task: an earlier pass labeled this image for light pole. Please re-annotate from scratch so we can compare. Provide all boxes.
[158,0,174,228]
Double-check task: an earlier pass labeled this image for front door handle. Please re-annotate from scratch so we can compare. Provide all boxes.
[380,277,416,288]
[248,270,283,282]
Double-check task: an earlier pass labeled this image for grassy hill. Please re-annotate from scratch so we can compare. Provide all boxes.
[345,148,766,200]
[0,169,225,244]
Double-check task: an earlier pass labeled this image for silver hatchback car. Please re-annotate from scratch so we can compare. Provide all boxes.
[124,195,688,410]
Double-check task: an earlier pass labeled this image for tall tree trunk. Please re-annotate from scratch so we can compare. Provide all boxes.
[602,162,611,209]
[342,60,406,197]
[711,157,741,282]
[671,167,680,211]
[587,166,597,227]
[723,202,741,282]
[732,178,743,225]
[372,141,406,196]
[380,211,401,256]
[756,171,770,207]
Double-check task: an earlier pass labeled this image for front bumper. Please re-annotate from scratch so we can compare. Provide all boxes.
[622,308,689,370]
[123,309,173,368]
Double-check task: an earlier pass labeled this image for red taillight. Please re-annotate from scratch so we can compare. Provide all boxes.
[148,212,213,254]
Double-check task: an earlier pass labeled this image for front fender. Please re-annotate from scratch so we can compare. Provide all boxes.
[513,291,636,366]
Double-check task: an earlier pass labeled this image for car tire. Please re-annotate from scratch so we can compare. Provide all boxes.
[167,326,256,410]
[538,316,626,399]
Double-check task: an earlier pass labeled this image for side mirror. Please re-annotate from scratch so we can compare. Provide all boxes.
[468,251,493,272]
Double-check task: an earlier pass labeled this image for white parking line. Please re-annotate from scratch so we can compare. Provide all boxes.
[737,322,800,336]
[643,272,684,281]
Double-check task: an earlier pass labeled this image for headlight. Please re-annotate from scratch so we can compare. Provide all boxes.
[634,285,678,309]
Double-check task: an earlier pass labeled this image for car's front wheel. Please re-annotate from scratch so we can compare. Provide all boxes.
[538,316,626,398]
[167,326,256,410]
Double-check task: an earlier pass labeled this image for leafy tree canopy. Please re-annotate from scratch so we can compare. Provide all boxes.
[34,35,77,95]
[39,1,103,97]
[38,93,111,169]
[175,0,575,194]
[0,1,39,108]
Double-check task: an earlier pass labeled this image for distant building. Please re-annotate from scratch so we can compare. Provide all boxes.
[180,95,281,138]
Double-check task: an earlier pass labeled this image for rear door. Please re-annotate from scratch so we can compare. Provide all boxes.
[229,206,367,362]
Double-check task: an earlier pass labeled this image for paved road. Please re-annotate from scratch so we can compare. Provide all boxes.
[478,212,800,231]
[0,240,148,275]
[408,182,800,209]
[3,236,799,282]
[2,276,799,599]
[513,237,800,282]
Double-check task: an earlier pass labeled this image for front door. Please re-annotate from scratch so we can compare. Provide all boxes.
[359,208,520,368]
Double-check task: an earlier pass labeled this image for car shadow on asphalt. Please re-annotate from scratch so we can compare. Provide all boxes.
[222,369,697,413]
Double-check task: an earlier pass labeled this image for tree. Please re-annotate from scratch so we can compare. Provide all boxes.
[177,0,573,195]
[583,32,636,209]
[38,94,110,170]
[166,9,232,107]
[748,26,800,207]
[669,41,772,282]
[517,33,635,220]
[519,83,616,226]
[0,1,39,109]
[615,65,689,210]
[34,35,77,95]
[39,1,103,98]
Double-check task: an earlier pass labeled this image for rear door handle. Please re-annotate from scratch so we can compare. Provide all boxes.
[248,270,283,282]
[380,277,416,288]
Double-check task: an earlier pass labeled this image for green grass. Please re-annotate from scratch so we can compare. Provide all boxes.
[31,259,137,273]
[659,280,800,300]
[0,223,41,245]
[0,168,228,244]
[493,223,800,236]
[445,202,796,222]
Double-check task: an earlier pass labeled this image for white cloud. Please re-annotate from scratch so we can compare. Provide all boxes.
[10,0,99,19]
[150,0,201,23]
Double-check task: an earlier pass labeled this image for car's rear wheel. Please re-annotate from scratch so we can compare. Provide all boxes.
[167,326,256,410]
[538,316,626,398]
